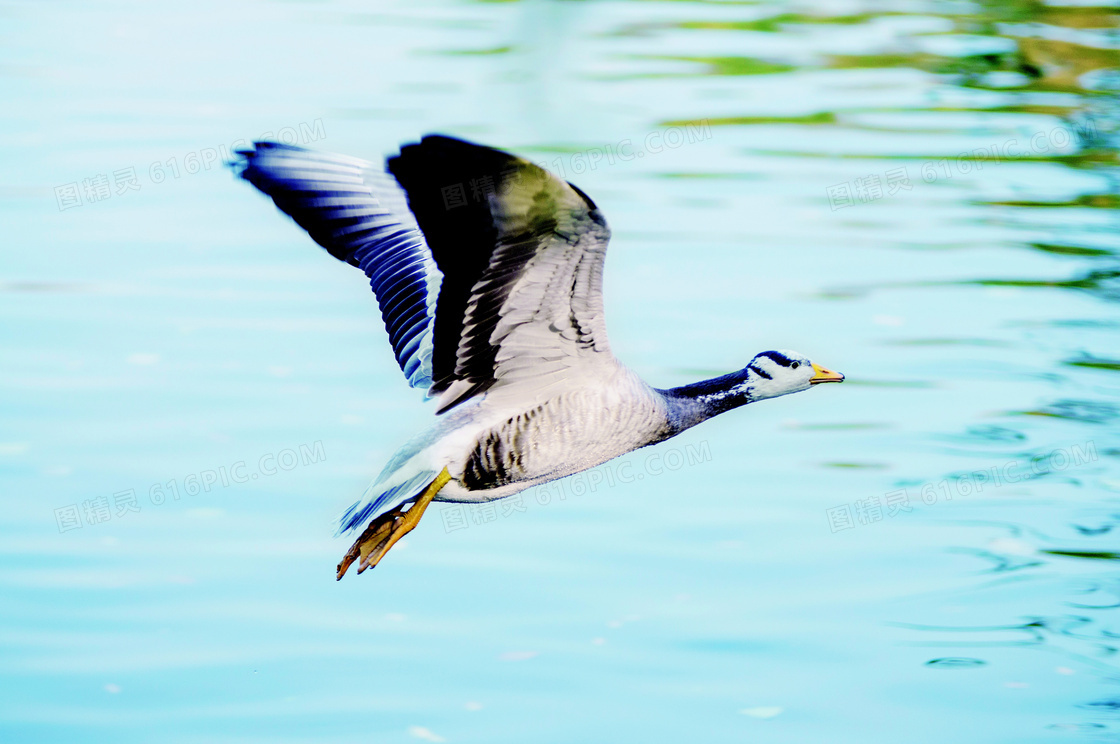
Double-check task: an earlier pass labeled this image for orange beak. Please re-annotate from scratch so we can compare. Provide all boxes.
[810,363,844,384]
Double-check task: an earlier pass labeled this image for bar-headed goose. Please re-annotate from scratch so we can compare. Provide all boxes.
[233,135,843,579]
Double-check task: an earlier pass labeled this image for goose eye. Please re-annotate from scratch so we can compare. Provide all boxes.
[791,362,800,369]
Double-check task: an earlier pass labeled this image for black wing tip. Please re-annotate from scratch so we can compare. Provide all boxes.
[565,180,601,213]
[227,141,317,179]
[433,379,494,415]
[419,133,475,147]
[227,149,251,178]
[388,134,518,176]
[414,132,500,151]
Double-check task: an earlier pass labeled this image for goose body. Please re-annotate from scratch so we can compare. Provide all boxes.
[233,135,843,577]
[377,364,666,505]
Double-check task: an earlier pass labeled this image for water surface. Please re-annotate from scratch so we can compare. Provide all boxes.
[2,1,1120,742]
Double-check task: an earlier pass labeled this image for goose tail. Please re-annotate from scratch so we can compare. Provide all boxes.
[336,465,441,537]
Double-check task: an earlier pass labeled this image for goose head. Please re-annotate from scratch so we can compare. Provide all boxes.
[659,349,844,429]
[744,349,844,401]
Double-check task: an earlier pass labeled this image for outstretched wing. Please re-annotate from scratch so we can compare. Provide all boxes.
[234,135,616,413]
[234,143,439,389]
[388,135,616,413]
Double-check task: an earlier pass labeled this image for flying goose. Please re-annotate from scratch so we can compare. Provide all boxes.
[233,135,843,579]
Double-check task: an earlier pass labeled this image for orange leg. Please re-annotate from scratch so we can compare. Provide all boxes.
[336,469,452,580]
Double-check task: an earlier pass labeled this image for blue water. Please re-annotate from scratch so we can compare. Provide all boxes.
[2,1,1120,742]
